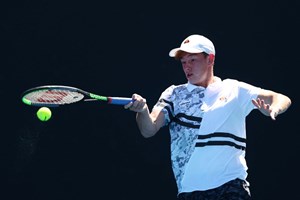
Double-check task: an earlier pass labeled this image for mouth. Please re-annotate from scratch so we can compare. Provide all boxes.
[186,73,193,78]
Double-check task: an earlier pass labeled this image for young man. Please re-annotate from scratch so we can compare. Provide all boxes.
[125,34,291,199]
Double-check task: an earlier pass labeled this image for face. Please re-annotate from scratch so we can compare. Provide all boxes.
[180,53,212,86]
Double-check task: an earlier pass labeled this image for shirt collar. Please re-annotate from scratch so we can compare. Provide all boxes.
[187,76,222,92]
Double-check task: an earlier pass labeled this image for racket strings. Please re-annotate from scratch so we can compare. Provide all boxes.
[25,89,84,105]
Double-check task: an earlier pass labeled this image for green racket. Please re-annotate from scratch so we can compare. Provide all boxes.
[21,85,133,107]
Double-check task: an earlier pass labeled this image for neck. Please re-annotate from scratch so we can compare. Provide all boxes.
[194,73,215,88]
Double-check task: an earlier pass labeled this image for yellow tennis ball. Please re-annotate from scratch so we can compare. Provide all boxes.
[36,107,52,121]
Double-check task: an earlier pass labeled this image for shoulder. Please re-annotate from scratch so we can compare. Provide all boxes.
[222,78,259,89]
[222,78,262,101]
[159,83,188,99]
[217,78,261,98]
[222,78,239,85]
[164,83,188,93]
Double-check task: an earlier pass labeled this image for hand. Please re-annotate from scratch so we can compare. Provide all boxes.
[251,98,278,120]
[124,93,147,113]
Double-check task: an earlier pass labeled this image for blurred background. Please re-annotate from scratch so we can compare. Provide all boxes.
[1,0,299,199]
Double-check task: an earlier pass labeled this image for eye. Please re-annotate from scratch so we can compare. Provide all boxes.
[189,58,196,64]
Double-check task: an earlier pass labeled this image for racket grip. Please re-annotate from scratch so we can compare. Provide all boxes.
[108,97,133,105]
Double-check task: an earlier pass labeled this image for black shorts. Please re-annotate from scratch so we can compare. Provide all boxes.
[178,178,251,200]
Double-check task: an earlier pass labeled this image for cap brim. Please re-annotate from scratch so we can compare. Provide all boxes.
[169,47,204,57]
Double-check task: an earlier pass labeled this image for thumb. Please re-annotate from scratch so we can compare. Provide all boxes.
[270,110,277,120]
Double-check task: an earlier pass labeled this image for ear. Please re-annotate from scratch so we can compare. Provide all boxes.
[208,54,215,65]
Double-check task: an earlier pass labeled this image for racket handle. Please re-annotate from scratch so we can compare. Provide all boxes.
[108,97,133,105]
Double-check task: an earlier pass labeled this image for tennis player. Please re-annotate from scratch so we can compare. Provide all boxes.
[125,34,291,199]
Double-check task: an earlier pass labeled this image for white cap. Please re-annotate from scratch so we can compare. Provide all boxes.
[169,34,215,57]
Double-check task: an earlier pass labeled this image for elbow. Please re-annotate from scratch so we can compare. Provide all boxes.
[287,97,292,107]
[141,130,156,138]
[282,94,292,110]
[278,94,292,113]
[286,97,292,112]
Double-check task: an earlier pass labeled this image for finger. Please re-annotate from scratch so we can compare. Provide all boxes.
[124,101,134,109]
[252,99,260,108]
[265,104,270,110]
[256,98,261,104]
[132,99,144,110]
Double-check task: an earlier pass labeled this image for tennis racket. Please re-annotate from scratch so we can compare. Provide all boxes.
[21,85,133,107]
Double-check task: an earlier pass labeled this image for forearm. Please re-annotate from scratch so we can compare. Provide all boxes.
[136,107,159,138]
[255,89,292,119]
[271,92,292,115]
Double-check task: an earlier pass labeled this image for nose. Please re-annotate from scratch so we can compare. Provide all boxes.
[183,63,191,71]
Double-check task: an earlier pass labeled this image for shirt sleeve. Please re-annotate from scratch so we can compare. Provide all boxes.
[152,85,175,126]
[238,81,262,116]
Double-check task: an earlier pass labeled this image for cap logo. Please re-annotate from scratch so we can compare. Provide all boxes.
[183,39,190,44]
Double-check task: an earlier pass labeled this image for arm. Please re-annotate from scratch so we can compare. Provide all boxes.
[251,89,292,120]
[124,94,165,138]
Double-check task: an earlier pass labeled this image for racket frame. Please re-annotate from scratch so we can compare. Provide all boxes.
[21,85,132,107]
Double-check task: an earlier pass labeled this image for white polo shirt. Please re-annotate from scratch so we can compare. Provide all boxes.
[153,77,261,194]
